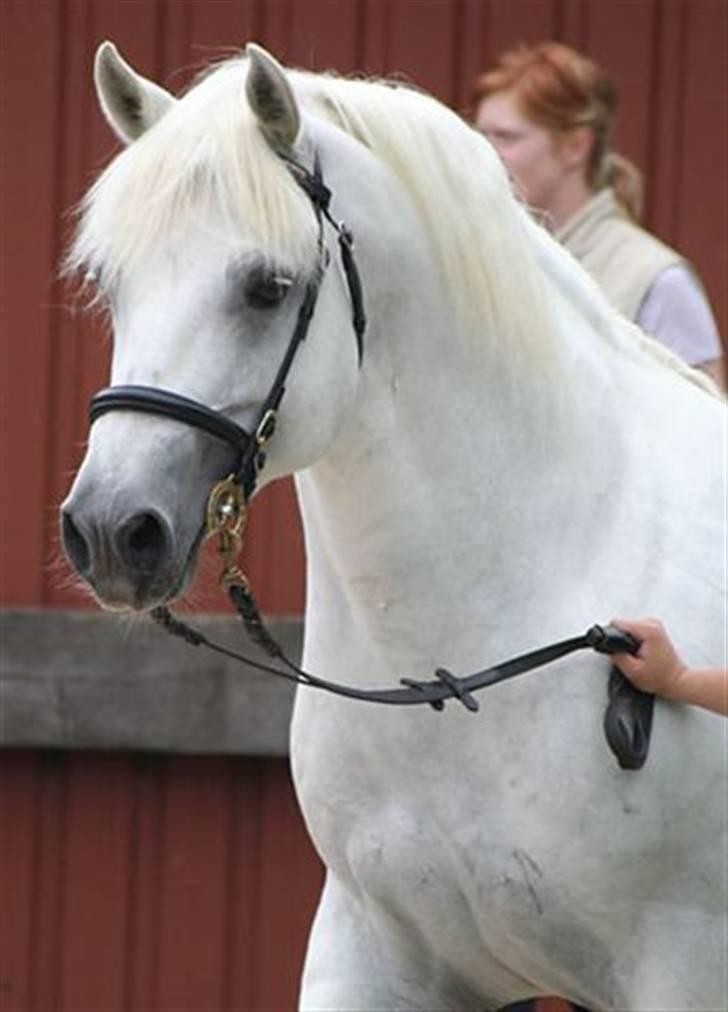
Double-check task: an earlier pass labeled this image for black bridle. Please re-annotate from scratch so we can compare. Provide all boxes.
[85,149,645,738]
[151,606,641,715]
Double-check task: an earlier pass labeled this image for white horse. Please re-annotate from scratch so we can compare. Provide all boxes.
[61,42,726,1011]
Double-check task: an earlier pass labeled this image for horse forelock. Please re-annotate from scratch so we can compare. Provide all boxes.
[66,57,554,377]
[66,59,318,291]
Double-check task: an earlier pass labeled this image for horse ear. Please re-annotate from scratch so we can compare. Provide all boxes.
[245,43,301,151]
[94,41,175,144]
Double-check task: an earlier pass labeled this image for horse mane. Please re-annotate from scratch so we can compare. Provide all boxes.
[68,54,718,397]
[298,70,717,395]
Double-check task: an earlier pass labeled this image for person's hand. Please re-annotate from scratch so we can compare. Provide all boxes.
[610,617,687,698]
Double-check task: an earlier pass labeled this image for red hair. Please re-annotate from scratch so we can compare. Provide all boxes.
[469,42,643,220]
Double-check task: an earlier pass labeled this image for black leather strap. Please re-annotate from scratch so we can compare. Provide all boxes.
[283,152,366,362]
[604,667,655,770]
[152,597,641,714]
[89,385,253,452]
[152,602,652,767]
[231,280,320,490]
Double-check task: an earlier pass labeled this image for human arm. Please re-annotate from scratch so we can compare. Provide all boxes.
[611,618,727,716]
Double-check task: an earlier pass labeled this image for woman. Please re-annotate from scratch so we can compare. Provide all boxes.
[470,41,724,387]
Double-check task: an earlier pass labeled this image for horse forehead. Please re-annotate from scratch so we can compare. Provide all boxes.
[113,225,271,333]
[77,120,319,293]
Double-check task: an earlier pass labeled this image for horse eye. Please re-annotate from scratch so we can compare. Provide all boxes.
[245,269,293,310]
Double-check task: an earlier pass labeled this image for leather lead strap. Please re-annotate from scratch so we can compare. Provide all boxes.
[151,594,641,714]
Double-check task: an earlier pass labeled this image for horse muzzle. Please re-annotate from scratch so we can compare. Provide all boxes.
[61,491,189,611]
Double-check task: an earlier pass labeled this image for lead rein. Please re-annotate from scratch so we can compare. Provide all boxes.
[150,590,640,713]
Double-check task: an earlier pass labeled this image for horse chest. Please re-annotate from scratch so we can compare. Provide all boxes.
[293,734,593,997]
[291,696,560,939]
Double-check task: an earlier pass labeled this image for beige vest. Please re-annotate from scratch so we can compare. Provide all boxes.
[556,188,684,321]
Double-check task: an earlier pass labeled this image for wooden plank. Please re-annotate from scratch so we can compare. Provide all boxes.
[648,0,684,242]
[242,493,277,610]
[184,0,256,70]
[487,0,559,59]
[258,0,293,62]
[458,0,492,115]
[286,0,360,71]
[559,0,589,47]
[256,761,324,1010]
[57,754,135,1010]
[1,609,299,755]
[124,755,166,1011]
[259,479,306,615]
[26,753,68,1011]
[154,756,232,1010]
[580,0,657,187]
[379,0,457,101]
[223,759,265,1011]
[674,0,728,336]
[360,0,390,77]
[460,0,560,118]
[0,753,39,1011]
[0,0,62,605]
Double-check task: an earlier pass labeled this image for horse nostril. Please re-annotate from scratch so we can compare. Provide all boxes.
[117,511,170,575]
[61,509,91,575]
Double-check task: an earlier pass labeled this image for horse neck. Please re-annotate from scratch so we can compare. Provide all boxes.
[294,257,614,667]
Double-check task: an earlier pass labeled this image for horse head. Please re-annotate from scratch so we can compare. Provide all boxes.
[61,43,366,610]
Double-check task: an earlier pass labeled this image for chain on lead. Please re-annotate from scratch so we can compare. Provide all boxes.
[205,474,248,589]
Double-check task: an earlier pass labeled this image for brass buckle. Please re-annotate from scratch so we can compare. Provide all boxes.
[205,475,247,588]
[255,409,277,447]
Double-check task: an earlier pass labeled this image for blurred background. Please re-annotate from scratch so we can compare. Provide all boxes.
[1,1,726,1010]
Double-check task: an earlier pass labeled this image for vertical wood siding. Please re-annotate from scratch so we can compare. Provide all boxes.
[1,0,725,612]
[1,751,323,1012]
[1,3,725,1010]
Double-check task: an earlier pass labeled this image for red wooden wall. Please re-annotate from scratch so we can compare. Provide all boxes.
[1,2,726,1010]
[1,0,726,613]
[1,751,322,1011]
